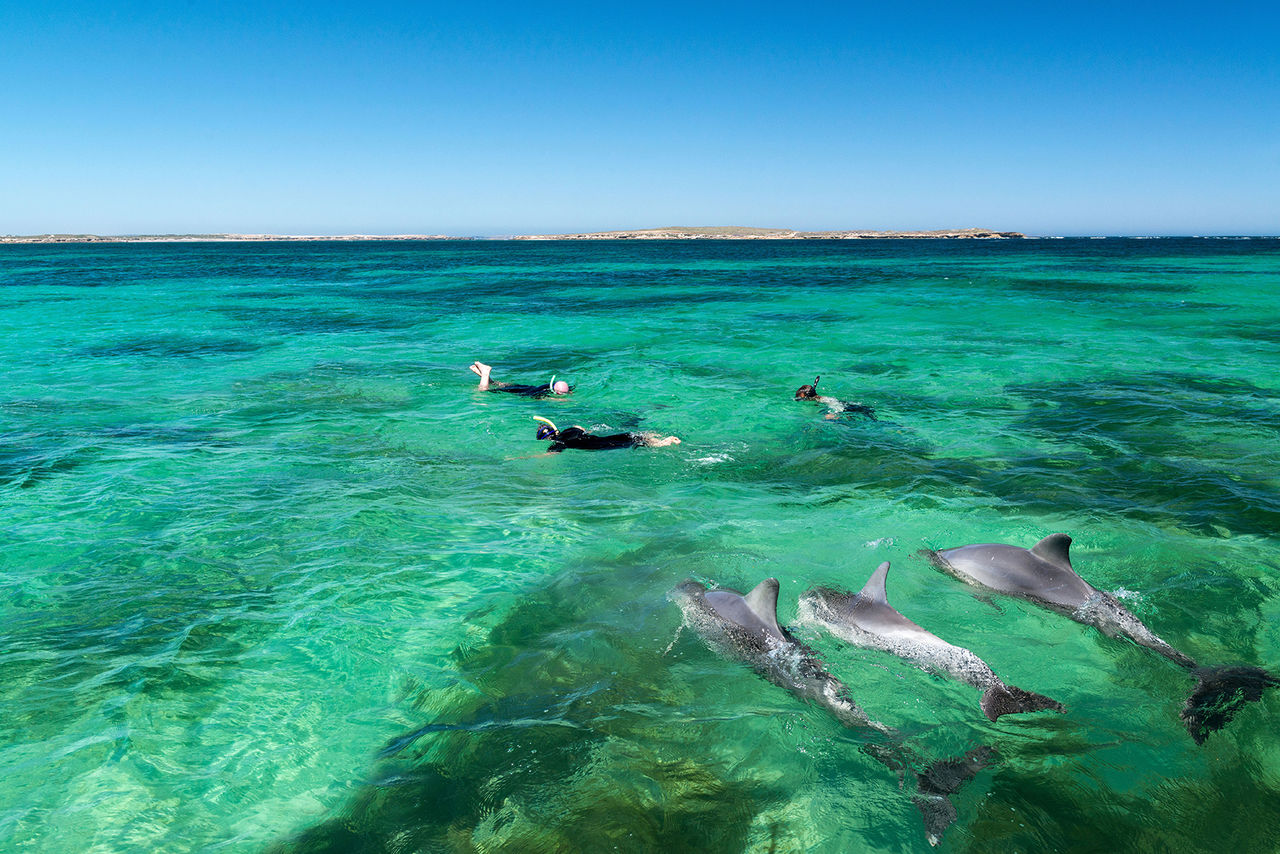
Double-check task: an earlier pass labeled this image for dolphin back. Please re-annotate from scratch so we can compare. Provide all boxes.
[928,535,1097,609]
[804,565,1066,723]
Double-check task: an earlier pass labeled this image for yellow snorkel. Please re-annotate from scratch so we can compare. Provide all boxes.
[533,415,559,440]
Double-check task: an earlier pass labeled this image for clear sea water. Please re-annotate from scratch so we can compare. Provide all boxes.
[2,238,1278,853]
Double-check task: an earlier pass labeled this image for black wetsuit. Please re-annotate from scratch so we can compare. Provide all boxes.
[800,394,876,420]
[492,383,556,399]
[547,427,642,453]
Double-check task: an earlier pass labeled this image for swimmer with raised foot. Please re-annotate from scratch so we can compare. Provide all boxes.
[795,375,876,420]
[471,361,570,398]
[533,417,680,453]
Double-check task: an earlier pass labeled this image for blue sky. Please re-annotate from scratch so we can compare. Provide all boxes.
[2,1,1277,235]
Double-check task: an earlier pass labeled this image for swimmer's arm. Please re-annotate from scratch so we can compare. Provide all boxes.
[637,434,681,447]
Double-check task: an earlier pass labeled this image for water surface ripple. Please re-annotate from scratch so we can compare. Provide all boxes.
[1,239,1278,852]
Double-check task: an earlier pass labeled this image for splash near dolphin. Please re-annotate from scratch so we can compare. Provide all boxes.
[670,577,992,846]
[924,533,1278,743]
[799,561,1064,722]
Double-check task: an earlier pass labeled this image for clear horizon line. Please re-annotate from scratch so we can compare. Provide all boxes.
[4,230,1279,242]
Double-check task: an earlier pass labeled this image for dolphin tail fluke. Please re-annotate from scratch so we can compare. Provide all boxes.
[912,746,996,846]
[1181,665,1279,744]
[980,684,1066,722]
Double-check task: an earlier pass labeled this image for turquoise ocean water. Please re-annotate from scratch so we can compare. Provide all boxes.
[1,238,1278,852]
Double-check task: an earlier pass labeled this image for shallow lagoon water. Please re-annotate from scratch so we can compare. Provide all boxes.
[1,238,1278,852]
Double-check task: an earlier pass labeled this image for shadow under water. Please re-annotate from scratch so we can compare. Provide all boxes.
[1004,372,1280,538]
[959,748,1280,854]
[80,333,267,359]
[271,561,797,853]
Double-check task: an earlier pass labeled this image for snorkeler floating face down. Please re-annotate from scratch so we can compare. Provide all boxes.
[794,375,876,420]
[470,362,571,397]
[794,375,821,400]
[531,416,681,452]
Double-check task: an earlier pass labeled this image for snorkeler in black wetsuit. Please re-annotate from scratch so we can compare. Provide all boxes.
[471,361,570,398]
[494,382,561,399]
[795,375,876,420]
[534,418,680,453]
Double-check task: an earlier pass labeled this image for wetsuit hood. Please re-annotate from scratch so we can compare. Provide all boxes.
[533,415,558,440]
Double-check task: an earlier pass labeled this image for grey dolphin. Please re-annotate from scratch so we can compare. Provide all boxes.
[670,577,992,845]
[799,562,1064,722]
[671,577,892,734]
[924,533,1277,743]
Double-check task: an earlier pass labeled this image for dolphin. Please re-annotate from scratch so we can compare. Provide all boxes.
[671,577,892,734]
[924,533,1278,743]
[799,562,1064,722]
[670,577,992,845]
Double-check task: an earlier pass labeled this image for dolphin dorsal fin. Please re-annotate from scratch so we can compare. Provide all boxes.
[858,562,892,605]
[744,578,783,636]
[1031,533,1073,569]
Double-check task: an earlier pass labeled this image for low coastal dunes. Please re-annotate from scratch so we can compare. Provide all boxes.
[1,226,1025,244]
[514,226,1027,240]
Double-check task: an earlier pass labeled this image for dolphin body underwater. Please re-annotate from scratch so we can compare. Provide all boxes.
[670,577,992,846]
[924,533,1278,743]
[798,562,1065,722]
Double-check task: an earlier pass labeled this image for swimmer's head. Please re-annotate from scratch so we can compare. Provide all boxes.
[795,375,821,400]
[552,380,570,395]
[533,415,558,441]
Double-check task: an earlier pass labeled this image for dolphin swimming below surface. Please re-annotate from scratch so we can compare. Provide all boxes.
[671,577,891,734]
[924,533,1277,743]
[799,561,1064,722]
[670,577,992,845]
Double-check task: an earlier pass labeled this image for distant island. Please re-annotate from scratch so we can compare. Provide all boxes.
[1,226,1025,244]
[514,226,1026,240]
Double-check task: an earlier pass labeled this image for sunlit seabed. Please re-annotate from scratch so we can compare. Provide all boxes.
[1,239,1278,853]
